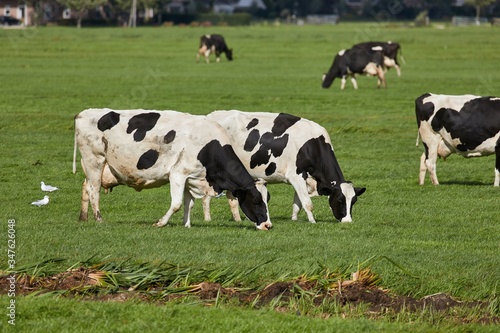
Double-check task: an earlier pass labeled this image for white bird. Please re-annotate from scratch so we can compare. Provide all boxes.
[41,181,59,192]
[31,195,49,207]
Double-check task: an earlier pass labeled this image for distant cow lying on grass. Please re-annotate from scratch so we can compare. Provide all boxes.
[196,34,233,63]
[415,93,500,186]
[73,109,271,230]
[322,47,386,90]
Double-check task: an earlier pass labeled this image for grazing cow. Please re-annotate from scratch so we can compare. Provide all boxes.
[196,34,233,63]
[353,41,403,77]
[322,47,386,90]
[415,93,500,186]
[73,109,272,230]
[205,110,365,223]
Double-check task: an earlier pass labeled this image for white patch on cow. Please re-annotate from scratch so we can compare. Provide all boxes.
[338,49,346,56]
[383,56,396,68]
[363,62,378,76]
[340,76,347,90]
[371,46,383,51]
[422,94,480,113]
[490,97,500,101]
[205,34,211,38]
[350,77,358,89]
[340,183,355,222]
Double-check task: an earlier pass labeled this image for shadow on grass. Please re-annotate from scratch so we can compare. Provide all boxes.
[439,180,490,186]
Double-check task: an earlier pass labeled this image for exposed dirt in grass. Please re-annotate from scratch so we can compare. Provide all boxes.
[1,268,498,325]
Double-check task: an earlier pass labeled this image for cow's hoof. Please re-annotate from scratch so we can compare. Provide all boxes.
[256,222,272,231]
[153,222,166,228]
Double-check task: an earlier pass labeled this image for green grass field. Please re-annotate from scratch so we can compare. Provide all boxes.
[1,22,499,331]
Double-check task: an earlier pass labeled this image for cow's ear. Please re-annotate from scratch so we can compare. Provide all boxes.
[355,187,366,196]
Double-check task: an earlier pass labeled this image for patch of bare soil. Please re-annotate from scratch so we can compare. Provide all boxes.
[1,269,497,324]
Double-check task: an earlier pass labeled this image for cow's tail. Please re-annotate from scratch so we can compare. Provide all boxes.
[72,130,78,174]
[415,130,420,147]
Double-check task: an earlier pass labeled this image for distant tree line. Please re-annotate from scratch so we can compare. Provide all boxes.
[25,0,500,27]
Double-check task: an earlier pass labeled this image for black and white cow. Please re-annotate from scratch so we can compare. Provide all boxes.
[73,109,272,230]
[353,41,403,77]
[322,47,386,90]
[205,110,365,223]
[416,93,500,186]
[196,34,233,63]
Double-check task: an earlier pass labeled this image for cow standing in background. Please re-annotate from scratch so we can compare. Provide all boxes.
[415,93,500,186]
[205,110,365,223]
[322,47,386,90]
[353,41,403,77]
[74,109,272,230]
[196,34,233,63]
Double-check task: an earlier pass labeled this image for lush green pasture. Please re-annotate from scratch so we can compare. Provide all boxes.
[1,23,499,331]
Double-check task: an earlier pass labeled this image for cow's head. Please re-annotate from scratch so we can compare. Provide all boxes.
[226,49,233,61]
[232,179,272,230]
[322,52,344,88]
[325,182,365,222]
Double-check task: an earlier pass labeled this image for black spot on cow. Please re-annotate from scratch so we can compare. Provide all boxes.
[137,149,159,170]
[246,118,259,130]
[431,98,500,152]
[127,112,161,142]
[250,133,290,169]
[415,93,434,128]
[250,147,271,169]
[244,129,260,152]
[268,135,289,158]
[98,111,120,132]
[164,130,176,144]
[271,113,301,136]
[247,114,295,170]
[265,162,276,176]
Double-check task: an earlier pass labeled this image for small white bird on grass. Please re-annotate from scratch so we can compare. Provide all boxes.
[31,195,49,207]
[41,181,59,192]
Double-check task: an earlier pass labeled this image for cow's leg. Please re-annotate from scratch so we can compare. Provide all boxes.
[340,76,347,90]
[215,51,221,63]
[226,191,242,221]
[81,158,105,222]
[494,144,500,186]
[197,45,207,62]
[79,179,89,221]
[183,190,195,228]
[202,195,211,221]
[80,180,92,221]
[419,152,428,185]
[350,76,358,89]
[204,50,211,64]
[291,191,302,221]
[377,67,386,88]
[155,175,186,227]
[395,64,401,77]
[288,176,315,223]
[424,144,440,185]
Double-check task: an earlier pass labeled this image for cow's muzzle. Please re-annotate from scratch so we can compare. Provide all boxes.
[256,221,272,231]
